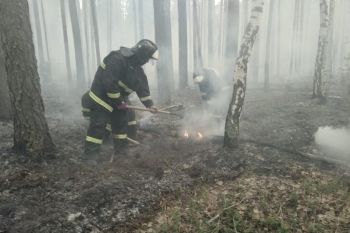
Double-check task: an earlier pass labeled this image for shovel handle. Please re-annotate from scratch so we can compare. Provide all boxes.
[127,105,171,114]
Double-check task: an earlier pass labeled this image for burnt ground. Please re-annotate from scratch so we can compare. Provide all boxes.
[0,83,350,233]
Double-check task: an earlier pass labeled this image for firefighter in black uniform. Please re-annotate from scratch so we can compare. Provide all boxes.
[82,39,158,159]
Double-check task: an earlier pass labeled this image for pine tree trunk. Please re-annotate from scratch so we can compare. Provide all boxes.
[313,0,329,100]
[275,0,281,77]
[68,0,86,88]
[60,0,73,82]
[138,0,144,38]
[133,0,139,42]
[264,0,274,91]
[296,0,304,75]
[0,0,54,158]
[224,0,240,81]
[0,40,11,120]
[82,0,92,84]
[208,0,215,62]
[153,0,174,103]
[325,0,335,82]
[193,0,203,73]
[217,0,225,62]
[40,0,51,80]
[107,0,112,51]
[224,0,264,148]
[90,0,101,64]
[289,0,300,79]
[31,0,45,68]
[178,0,189,88]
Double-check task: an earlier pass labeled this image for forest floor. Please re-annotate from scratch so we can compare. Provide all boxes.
[0,83,350,233]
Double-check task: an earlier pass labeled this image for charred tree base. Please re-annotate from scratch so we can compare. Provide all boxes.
[223,133,239,148]
[312,94,327,104]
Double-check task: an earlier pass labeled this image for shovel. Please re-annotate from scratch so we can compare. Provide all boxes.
[127,105,183,117]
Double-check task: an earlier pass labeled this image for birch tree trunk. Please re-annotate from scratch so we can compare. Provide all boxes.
[224,0,264,148]
[60,0,72,82]
[178,0,189,88]
[0,0,54,158]
[153,0,174,103]
[68,0,86,88]
[313,0,329,100]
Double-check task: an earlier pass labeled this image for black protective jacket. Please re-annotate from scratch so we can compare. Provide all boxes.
[84,50,154,113]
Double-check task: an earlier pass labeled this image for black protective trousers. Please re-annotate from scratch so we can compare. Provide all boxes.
[84,107,136,155]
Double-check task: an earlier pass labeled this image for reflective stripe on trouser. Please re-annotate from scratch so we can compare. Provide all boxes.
[85,108,110,154]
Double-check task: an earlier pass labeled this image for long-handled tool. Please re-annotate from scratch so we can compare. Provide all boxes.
[127,105,182,117]
[109,137,140,163]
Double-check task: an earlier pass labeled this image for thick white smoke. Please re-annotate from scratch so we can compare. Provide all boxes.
[314,126,350,158]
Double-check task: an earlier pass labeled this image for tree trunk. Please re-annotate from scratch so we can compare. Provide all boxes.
[193,0,203,73]
[289,0,300,79]
[217,0,225,62]
[153,0,174,103]
[325,0,335,83]
[208,0,215,62]
[224,0,240,81]
[275,0,281,77]
[264,0,274,91]
[296,0,304,75]
[31,0,45,68]
[90,0,101,64]
[138,0,144,38]
[178,0,189,88]
[39,0,51,80]
[313,0,329,100]
[224,0,264,148]
[107,0,112,51]
[68,0,86,88]
[0,39,11,120]
[0,0,54,158]
[82,0,92,84]
[60,0,73,82]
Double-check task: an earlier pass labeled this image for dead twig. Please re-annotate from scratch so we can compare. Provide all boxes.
[208,197,247,223]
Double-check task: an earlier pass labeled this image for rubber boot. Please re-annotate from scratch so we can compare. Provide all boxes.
[113,139,128,157]
[82,141,100,163]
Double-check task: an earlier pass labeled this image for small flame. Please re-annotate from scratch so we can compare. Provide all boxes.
[184,130,189,138]
[197,132,203,139]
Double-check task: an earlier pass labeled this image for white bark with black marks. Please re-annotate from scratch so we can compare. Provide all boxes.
[224,0,264,148]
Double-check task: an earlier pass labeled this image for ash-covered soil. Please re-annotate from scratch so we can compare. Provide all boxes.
[0,84,349,233]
